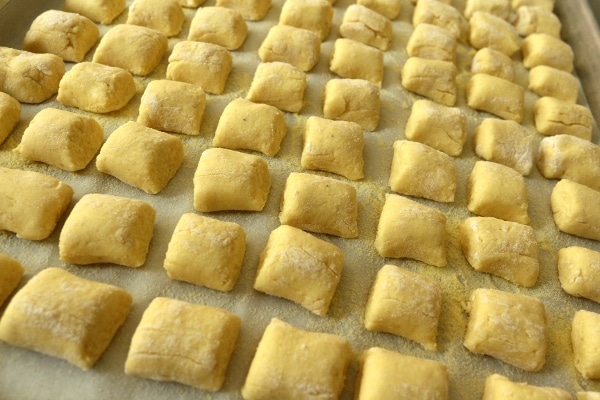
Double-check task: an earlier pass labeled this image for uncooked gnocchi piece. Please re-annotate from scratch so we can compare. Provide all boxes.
[258,24,321,72]
[125,297,240,391]
[471,47,515,82]
[512,0,554,11]
[572,310,600,380]
[406,23,457,62]
[534,97,593,141]
[412,0,467,40]
[482,374,572,400]
[402,57,457,106]
[0,267,132,370]
[340,4,393,51]
[558,246,600,304]
[127,0,185,37]
[216,0,271,20]
[246,62,307,113]
[515,5,561,37]
[330,38,384,87]
[551,179,600,241]
[63,0,125,24]
[0,253,23,307]
[469,11,520,56]
[578,392,600,400]
[279,0,334,41]
[464,0,512,20]
[467,73,524,122]
[522,33,573,72]
[0,92,20,144]
[357,0,401,19]
[187,6,248,50]
[323,78,380,131]
[529,65,579,103]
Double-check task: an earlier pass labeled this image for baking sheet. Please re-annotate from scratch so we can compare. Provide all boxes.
[1,0,600,399]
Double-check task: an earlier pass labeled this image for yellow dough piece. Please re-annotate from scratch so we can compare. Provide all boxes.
[473,118,536,176]
[374,193,447,267]
[469,11,520,56]
[254,224,344,316]
[164,213,246,292]
[461,216,539,287]
[412,0,467,41]
[23,10,99,62]
[364,265,442,351]
[389,140,456,203]
[340,4,393,51]
[57,61,136,113]
[522,33,573,72]
[125,297,241,391]
[471,47,515,82]
[529,65,579,103]
[188,6,248,50]
[0,167,73,241]
[18,108,104,172]
[93,24,168,76]
[279,172,358,238]
[0,267,132,370]
[464,0,512,20]
[127,0,185,37]
[572,310,600,380]
[406,23,457,62]
[63,0,125,24]
[355,347,449,400]
[515,5,561,37]
[558,246,600,304]
[534,97,593,141]
[0,47,64,104]
[551,179,600,241]
[301,116,364,180]
[512,0,554,11]
[464,288,547,371]
[323,78,380,131]
[578,392,600,400]
[467,160,529,224]
[241,318,351,400]
[402,57,457,107]
[216,0,271,21]
[258,25,321,72]
[193,148,271,212]
[246,62,307,113]
[537,134,600,191]
[0,92,21,145]
[405,99,467,156]
[466,73,524,122]
[0,253,23,307]
[59,193,156,267]
[482,374,572,400]
[213,98,287,156]
[357,0,401,19]
[137,79,206,136]
[330,38,384,87]
[279,0,334,41]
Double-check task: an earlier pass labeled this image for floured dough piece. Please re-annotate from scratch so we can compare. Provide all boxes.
[0,267,132,370]
[406,23,457,62]
[279,172,358,238]
[193,148,271,212]
[537,134,600,191]
[126,297,240,391]
[461,216,539,287]
[330,38,384,87]
[389,140,456,203]
[188,7,248,50]
[23,10,99,62]
[464,288,547,371]
[216,0,271,21]
[323,78,380,131]
[93,24,167,76]
[63,0,125,24]
[18,108,104,172]
[138,79,206,136]
[279,0,334,41]
[402,57,457,106]
[59,193,156,267]
[551,179,600,241]
[515,5,561,37]
[467,73,524,122]
[412,0,467,41]
[164,213,246,292]
[0,253,23,307]
[213,98,287,156]
[522,33,573,72]
[96,121,184,194]
[0,47,64,104]
[558,246,600,304]
[578,393,600,400]
[405,99,467,156]
[0,92,20,144]
[255,224,344,316]
[258,25,321,72]
[127,0,184,37]
[529,65,579,103]
[512,0,554,11]
[179,0,206,7]
[464,0,511,20]
[469,11,520,56]
[57,62,136,113]
[301,116,364,180]
[356,347,449,399]
[364,264,442,351]
[167,41,232,95]
[473,118,536,176]
[572,310,600,379]
[241,318,351,400]
[246,62,307,113]
[471,47,515,82]
[374,193,447,267]
[483,374,572,400]
[0,167,73,241]
[357,0,401,20]
[534,97,593,141]
[340,4,393,51]
[467,160,529,224]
